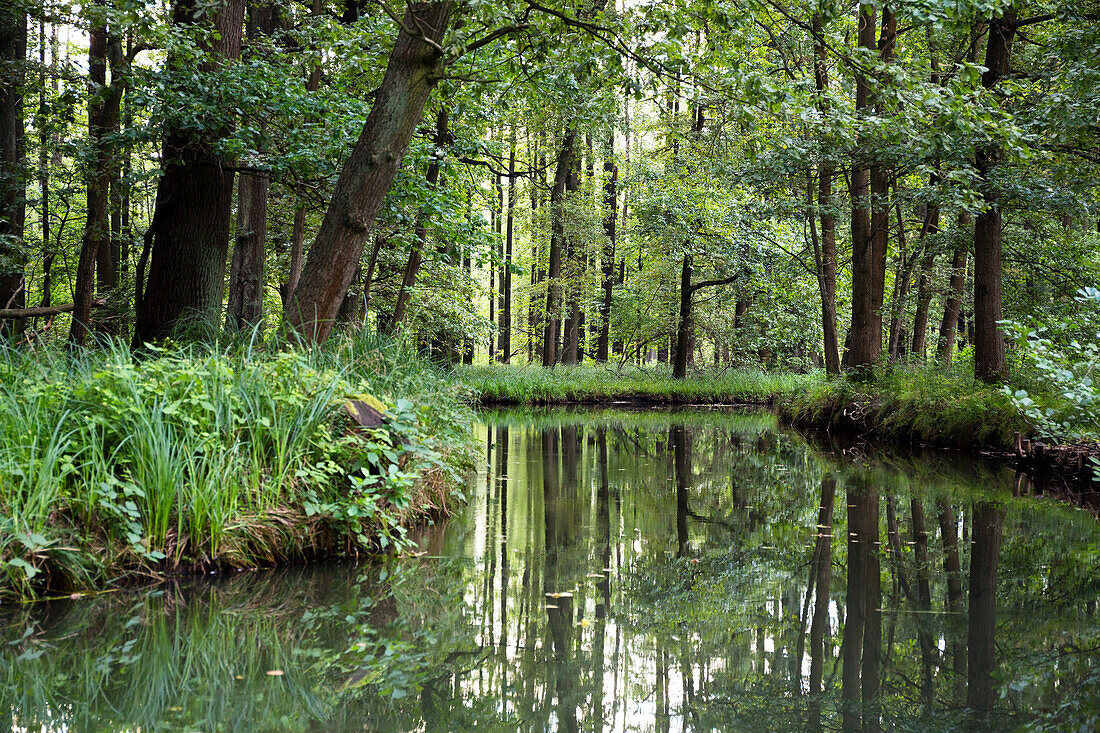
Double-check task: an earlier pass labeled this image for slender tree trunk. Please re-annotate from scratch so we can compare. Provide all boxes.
[807,477,835,732]
[910,198,939,358]
[673,253,692,379]
[70,20,123,345]
[388,107,449,334]
[0,4,27,339]
[284,1,454,344]
[973,10,1016,382]
[132,0,245,345]
[937,212,971,362]
[225,3,275,333]
[497,128,515,362]
[887,201,912,361]
[597,134,617,362]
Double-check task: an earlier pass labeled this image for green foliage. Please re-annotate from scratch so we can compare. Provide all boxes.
[1003,287,1100,445]
[0,334,474,600]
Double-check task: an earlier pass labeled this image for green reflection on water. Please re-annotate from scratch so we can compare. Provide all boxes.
[2,409,1098,732]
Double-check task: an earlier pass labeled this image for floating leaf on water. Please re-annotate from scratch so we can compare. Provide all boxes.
[266,670,284,677]
[545,604,559,610]
[546,591,573,598]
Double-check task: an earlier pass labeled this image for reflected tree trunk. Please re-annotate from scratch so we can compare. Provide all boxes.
[966,501,1005,713]
[806,476,836,733]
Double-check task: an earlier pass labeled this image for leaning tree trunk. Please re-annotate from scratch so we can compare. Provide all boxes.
[284,1,454,345]
[132,0,245,345]
[973,9,1016,382]
[0,4,27,340]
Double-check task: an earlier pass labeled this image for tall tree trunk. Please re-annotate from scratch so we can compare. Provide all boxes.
[388,106,449,334]
[811,12,840,376]
[542,125,575,366]
[284,1,454,345]
[70,19,123,345]
[847,2,878,372]
[225,2,275,333]
[133,0,245,345]
[973,10,1016,382]
[936,212,971,362]
[597,134,617,362]
[497,128,515,362]
[0,4,27,339]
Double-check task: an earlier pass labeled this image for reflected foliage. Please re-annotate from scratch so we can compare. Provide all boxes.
[2,410,1099,731]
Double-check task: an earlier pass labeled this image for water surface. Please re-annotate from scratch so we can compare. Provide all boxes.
[3,408,1098,731]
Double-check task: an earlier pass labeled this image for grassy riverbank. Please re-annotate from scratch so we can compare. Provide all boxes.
[455,363,819,405]
[0,335,474,600]
[777,364,1032,450]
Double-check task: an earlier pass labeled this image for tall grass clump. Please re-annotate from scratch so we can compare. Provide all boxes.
[0,332,474,600]
[778,359,1031,449]
[456,362,818,404]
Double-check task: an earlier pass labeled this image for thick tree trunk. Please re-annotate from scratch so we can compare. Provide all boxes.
[936,212,971,362]
[973,10,1016,382]
[133,0,245,345]
[70,19,123,345]
[284,1,454,344]
[0,5,27,339]
[847,3,878,372]
[597,135,617,362]
[673,254,692,379]
[542,125,575,366]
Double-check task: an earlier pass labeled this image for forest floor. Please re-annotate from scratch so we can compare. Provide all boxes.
[0,336,475,601]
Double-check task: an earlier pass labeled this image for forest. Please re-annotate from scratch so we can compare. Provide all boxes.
[1,0,1100,728]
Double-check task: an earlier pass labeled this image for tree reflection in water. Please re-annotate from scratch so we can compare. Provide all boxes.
[1,410,1097,732]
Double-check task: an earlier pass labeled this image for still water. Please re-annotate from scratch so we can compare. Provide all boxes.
[2,409,1098,731]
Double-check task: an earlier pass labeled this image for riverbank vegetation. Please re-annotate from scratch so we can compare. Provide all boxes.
[0,336,473,600]
[457,363,816,405]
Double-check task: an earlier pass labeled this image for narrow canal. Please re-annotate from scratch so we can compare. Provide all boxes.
[3,408,1098,731]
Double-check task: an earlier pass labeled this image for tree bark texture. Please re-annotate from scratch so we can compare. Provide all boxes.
[284,1,454,344]
[71,21,124,344]
[542,125,575,366]
[972,9,1016,382]
[597,135,617,362]
[133,0,245,345]
[225,1,275,333]
[0,5,27,339]
[847,3,878,372]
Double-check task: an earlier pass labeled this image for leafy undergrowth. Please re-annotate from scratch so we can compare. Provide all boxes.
[777,363,1031,450]
[455,363,820,404]
[0,334,474,600]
